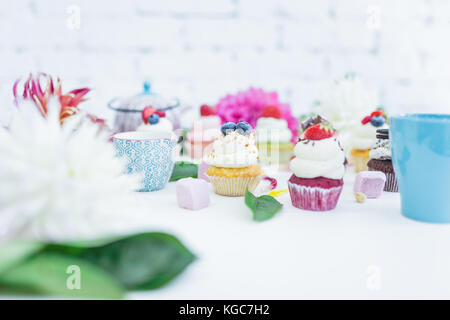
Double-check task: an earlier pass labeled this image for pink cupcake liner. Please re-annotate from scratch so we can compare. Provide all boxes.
[288,182,343,211]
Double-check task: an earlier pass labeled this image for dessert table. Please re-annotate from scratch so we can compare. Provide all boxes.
[118,170,450,300]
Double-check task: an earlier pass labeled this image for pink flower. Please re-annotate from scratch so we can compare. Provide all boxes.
[216,88,298,143]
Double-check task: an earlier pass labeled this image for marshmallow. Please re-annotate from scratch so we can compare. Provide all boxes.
[354,171,386,199]
[176,178,210,210]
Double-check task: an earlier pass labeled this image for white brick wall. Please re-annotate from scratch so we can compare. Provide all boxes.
[1,0,449,126]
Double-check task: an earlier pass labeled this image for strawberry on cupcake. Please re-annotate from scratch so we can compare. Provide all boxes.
[350,109,389,173]
[255,105,294,168]
[288,121,346,211]
[137,106,174,134]
[186,104,222,160]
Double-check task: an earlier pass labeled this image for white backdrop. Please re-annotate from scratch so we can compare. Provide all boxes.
[1,0,449,125]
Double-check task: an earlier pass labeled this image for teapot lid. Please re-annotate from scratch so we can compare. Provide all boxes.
[108,81,179,113]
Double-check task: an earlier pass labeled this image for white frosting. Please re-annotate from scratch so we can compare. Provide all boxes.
[351,122,388,150]
[369,139,391,160]
[137,117,173,133]
[206,131,258,168]
[290,137,345,179]
[255,118,292,143]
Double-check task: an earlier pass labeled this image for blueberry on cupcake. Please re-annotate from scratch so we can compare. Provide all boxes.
[206,121,263,197]
[350,110,389,173]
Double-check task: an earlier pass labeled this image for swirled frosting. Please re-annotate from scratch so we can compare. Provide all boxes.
[137,118,173,133]
[351,122,388,150]
[369,139,391,160]
[290,137,346,179]
[206,131,258,168]
[255,118,292,143]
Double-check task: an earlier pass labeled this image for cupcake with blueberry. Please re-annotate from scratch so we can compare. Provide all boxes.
[288,122,346,211]
[206,121,263,196]
[255,105,294,167]
[185,104,222,160]
[350,110,388,173]
[137,106,174,135]
[367,129,398,192]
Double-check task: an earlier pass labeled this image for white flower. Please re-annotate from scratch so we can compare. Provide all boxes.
[0,99,139,241]
[313,74,379,151]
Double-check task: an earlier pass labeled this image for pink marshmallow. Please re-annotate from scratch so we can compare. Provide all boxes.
[176,177,210,210]
[354,171,386,199]
[198,160,210,182]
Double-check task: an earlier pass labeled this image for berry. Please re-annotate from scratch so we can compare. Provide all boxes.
[221,122,237,135]
[200,104,216,116]
[155,110,166,118]
[236,121,252,135]
[370,110,384,117]
[262,105,281,119]
[142,106,155,124]
[148,113,160,125]
[370,116,385,127]
[303,122,335,140]
[361,116,372,125]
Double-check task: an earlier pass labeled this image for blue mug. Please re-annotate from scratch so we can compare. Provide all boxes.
[112,131,177,192]
[391,114,450,223]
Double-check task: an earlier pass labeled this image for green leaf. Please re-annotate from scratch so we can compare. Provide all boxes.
[0,242,44,274]
[245,189,283,222]
[0,232,195,298]
[244,188,258,210]
[169,161,198,182]
[44,232,196,291]
[0,252,124,299]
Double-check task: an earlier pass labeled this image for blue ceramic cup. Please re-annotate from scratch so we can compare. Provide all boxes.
[112,131,177,192]
[390,114,450,223]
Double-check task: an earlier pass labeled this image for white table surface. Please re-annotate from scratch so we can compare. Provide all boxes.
[117,169,450,300]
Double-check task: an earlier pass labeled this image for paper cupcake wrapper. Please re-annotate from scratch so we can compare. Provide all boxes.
[384,172,399,192]
[207,175,262,197]
[288,182,343,211]
[352,156,369,173]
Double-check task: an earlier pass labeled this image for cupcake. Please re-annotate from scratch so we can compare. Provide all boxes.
[288,122,346,211]
[206,121,263,196]
[185,105,222,160]
[350,110,388,172]
[255,106,294,168]
[367,129,399,192]
[137,106,174,134]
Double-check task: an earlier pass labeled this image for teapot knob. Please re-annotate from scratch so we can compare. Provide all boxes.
[143,81,151,94]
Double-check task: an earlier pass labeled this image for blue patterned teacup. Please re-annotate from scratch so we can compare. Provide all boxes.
[112,131,177,192]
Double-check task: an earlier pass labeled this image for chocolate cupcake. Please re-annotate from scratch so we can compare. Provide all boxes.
[367,129,398,192]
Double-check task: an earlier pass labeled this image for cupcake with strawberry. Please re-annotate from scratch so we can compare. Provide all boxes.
[255,105,294,168]
[206,121,263,196]
[185,104,222,160]
[350,110,388,173]
[137,106,174,135]
[288,121,346,211]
